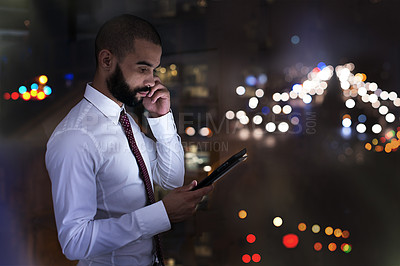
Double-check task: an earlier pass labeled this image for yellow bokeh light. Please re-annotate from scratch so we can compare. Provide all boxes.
[158,67,166,74]
[325,226,333,236]
[171,70,178,76]
[372,138,378,145]
[37,91,46,100]
[334,228,342,237]
[365,143,372,150]
[39,75,48,84]
[298,223,307,232]
[30,90,38,97]
[342,243,352,253]
[22,92,31,101]
[273,217,283,227]
[312,224,320,233]
[169,64,177,70]
[238,210,247,219]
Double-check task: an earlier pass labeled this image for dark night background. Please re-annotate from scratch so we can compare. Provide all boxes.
[1,0,400,265]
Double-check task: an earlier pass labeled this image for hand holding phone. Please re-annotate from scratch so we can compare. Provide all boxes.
[191,148,248,191]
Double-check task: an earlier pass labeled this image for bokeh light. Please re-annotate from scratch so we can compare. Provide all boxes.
[298,223,306,232]
[312,224,320,233]
[252,254,261,263]
[328,242,337,252]
[246,234,256,244]
[225,110,235,120]
[334,228,342,237]
[242,254,251,264]
[11,92,19,100]
[314,242,323,251]
[282,234,299,248]
[236,86,246,96]
[38,75,48,84]
[273,217,283,227]
[266,122,276,133]
[18,86,27,94]
[185,127,195,136]
[325,226,333,236]
[238,210,247,219]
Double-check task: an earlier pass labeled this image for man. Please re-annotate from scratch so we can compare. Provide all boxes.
[45,14,213,266]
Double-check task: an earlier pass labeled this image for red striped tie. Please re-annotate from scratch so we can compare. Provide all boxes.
[119,110,164,266]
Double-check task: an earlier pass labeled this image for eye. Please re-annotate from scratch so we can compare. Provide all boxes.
[140,68,148,73]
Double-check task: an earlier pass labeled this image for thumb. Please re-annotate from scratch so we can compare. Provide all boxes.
[185,180,198,191]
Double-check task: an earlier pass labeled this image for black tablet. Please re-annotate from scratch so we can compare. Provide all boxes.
[191,148,248,191]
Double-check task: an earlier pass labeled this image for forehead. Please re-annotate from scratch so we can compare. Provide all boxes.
[122,39,162,67]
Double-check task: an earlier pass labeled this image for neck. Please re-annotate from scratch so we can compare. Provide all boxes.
[92,71,123,107]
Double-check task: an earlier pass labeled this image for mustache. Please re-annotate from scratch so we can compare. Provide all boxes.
[135,87,151,94]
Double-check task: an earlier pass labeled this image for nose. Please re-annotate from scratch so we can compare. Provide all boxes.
[144,74,155,88]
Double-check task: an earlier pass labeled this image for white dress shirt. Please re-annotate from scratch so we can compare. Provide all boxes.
[45,84,185,266]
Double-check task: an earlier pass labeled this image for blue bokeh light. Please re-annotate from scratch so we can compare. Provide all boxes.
[261,106,270,115]
[31,83,39,90]
[291,35,300,45]
[18,86,27,94]
[245,75,257,87]
[44,86,52,95]
[358,114,367,123]
[317,62,326,70]
[64,73,74,81]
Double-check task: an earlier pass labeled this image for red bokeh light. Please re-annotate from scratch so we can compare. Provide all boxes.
[252,253,261,263]
[242,254,251,264]
[314,242,323,251]
[3,92,10,100]
[246,234,256,244]
[11,92,19,100]
[282,233,299,248]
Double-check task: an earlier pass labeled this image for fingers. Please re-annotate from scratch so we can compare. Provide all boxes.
[147,79,167,98]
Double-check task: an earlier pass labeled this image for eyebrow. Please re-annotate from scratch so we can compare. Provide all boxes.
[136,61,160,68]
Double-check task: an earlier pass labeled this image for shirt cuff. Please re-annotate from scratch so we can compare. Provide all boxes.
[134,201,171,239]
[147,111,177,140]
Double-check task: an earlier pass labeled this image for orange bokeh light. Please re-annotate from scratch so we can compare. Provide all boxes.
[238,210,247,219]
[325,227,333,236]
[328,242,337,252]
[298,223,307,232]
[365,143,372,150]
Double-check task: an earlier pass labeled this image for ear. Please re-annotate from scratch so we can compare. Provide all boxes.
[98,49,114,71]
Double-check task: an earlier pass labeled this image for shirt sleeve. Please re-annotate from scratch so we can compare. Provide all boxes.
[146,111,185,190]
[45,129,171,260]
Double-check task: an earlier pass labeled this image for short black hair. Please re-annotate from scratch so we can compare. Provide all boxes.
[95,14,161,65]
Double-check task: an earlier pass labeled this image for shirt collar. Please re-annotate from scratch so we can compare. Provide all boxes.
[84,83,124,125]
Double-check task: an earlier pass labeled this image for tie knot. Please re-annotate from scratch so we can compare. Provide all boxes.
[119,110,128,122]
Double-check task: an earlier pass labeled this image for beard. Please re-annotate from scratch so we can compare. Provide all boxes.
[106,63,150,107]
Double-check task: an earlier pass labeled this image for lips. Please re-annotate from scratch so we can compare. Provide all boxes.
[137,91,149,97]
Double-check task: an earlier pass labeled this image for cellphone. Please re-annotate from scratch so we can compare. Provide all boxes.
[191,148,248,191]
